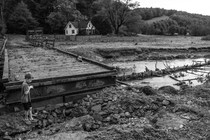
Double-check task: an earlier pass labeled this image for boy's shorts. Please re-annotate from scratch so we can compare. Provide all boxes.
[23,102,32,111]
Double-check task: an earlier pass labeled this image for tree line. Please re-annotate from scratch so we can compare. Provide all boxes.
[1,0,210,36]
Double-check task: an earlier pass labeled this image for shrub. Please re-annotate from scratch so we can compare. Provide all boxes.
[201,35,210,41]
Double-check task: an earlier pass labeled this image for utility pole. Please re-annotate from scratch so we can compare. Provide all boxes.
[0,0,5,36]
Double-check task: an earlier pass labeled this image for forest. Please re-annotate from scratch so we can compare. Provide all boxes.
[1,0,210,36]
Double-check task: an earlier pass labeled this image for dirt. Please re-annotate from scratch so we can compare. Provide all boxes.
[0,84,209,140]
[55,35,210,63]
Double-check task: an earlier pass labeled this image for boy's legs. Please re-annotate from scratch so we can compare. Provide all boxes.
[23,103,29,121]
[24,110,29,120]
[29,107,33,120]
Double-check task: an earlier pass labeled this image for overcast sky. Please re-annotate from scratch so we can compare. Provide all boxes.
[136,0,210,16]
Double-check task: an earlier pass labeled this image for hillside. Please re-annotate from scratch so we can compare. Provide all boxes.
[145,15,170,24]
[137,8,210,36]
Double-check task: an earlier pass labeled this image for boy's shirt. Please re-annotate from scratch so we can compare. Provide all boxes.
[21,81,31,103]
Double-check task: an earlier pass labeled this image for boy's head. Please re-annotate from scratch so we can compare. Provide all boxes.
[25,73,33,83]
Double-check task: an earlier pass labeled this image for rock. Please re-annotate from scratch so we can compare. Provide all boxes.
[42,119,48,127]
[162,100,170,106]
[158,86,178,95]
[64,115,95,131]
[42,110,48,114]
[5,123,11,128]
[81,108,88,115]
[103,116,111,122]
[92,113,103,121]
[14,107,20,112]
[110,114,120,124]
[52,112,57,118]
[142,86,157,95]
[91,105,101,112]
[83,122,92,132]
[3,135,12,140]
[125,112,131,117]
[55,109,62,114]
[65,109,72,116]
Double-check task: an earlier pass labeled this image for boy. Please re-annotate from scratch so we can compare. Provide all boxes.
[21,73,34,123]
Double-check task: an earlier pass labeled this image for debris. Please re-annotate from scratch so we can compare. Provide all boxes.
[91,105,101,112]
[141,86,157,95]
[158,86,178,95]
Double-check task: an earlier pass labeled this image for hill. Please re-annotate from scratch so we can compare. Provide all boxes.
[136,8,210,36]
[145,15,169,24]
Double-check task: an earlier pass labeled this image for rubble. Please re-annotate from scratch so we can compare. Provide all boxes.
[158,86,178,95]
[0,85,209,140]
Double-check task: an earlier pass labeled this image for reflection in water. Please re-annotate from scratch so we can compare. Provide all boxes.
[110,58,210,89]
[111,58,209,73]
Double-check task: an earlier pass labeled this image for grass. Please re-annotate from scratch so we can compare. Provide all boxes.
[145,16,170,24]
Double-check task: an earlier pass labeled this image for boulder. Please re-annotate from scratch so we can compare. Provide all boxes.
[91,105,101,112]
[3,135,12,140]
[142,86,157,95]
[64,115,95,131]
[158,86,178,95]
[14,106,20,112]
[162,100,170,106]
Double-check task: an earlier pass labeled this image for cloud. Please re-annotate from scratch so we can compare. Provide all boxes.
[135,0,210,16]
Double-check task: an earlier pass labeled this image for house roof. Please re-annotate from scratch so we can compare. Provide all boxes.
[65,20,94,30]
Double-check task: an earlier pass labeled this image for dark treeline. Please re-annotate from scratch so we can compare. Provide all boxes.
[136,8,210,36]
[1,0,210,36]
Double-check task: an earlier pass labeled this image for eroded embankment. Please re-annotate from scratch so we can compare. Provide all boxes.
[0,85,209,140]
[97,47,210,62]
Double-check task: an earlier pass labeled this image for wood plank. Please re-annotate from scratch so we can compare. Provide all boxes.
[2,49,9,82]
[6,83,116,105]
[53,47,114,70]
[0,39,7,55]
[5,71,116,90]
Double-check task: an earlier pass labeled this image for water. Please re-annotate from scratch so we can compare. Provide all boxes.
[127,75,180,89]
[109,58,210,89]
[110,58,209,74]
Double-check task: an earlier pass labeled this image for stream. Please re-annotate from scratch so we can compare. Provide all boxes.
[109,58,210,89]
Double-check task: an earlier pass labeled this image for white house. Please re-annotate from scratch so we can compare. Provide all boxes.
[64,21,96,35]
[64,22,79,36]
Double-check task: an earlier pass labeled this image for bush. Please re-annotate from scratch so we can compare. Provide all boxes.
[201,35,210,41]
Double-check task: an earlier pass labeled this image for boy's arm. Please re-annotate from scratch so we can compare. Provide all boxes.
[23,84,32,95]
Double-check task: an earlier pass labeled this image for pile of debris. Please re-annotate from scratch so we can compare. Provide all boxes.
[0,85,209,140]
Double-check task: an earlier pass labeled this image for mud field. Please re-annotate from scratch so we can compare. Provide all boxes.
[7,44,109,82]
[1,35,210,140]
[56,35,210,62]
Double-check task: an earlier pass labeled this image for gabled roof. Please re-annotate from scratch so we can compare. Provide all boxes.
[65,20,93,30]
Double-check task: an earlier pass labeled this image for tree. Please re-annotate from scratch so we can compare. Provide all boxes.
[46,12,65,33]
[168,25,178,35]
[76,0,98,19]
[8,1,38,34]
[125,11,142,34]
[92,15,112,35]
[54,0,85,22]
[96,0,140,34]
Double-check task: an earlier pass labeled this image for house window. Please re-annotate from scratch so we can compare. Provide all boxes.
[69,24,71,28]
[72,30,75,34]
[66,30,68,35]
